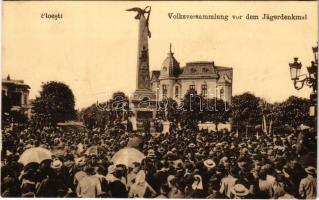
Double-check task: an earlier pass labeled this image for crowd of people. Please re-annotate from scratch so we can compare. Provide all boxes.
[1,121,317,199]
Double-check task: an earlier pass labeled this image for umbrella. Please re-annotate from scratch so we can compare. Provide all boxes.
[85,145,107,156]
[18,147,52,166]
[111,147,145,167]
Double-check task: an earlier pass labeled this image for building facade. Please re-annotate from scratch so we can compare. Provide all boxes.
[150,45,233,103]
[2,75,31,120]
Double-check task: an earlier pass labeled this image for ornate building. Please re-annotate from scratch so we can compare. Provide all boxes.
[126,7,232,128]
[2,75,31,120]
[150,45,233,103]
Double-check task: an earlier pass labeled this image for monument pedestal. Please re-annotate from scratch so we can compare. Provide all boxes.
[127,7,156,131]
[130,89,157,131]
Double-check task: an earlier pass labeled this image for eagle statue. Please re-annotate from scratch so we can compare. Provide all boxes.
[126,6,152,38]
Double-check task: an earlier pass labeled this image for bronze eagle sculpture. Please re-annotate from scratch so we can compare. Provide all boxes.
[126,6,151,38]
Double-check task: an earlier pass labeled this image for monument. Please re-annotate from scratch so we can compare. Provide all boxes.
[126,6,157,123]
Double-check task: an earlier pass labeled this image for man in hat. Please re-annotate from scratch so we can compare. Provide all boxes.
[61,154,77,194]
[108,165,128,198]
[220,166,239,198]
[299,166,316,199]
[76,166,102,197]
[230,183,250,199]
[153,161,169,193]
[36,159,69,197]
[147,149,157,159]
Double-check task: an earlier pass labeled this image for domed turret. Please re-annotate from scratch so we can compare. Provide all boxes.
[160,44,181,78]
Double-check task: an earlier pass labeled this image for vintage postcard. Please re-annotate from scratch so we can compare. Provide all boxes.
[1,1,318,199]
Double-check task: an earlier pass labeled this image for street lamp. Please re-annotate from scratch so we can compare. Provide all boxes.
[289,46,318,92]
[289,45,318,124]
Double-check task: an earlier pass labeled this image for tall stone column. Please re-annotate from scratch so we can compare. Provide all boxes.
[136,13,151,90]
[127,7,156,126]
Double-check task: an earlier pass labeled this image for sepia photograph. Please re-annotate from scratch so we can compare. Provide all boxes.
[1,1,318,199]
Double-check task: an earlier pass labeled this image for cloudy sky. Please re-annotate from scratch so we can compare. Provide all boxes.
[3,1,317,109]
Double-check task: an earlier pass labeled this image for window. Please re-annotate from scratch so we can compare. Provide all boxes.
[201,84,207,97]
[156,87,160,99]
[11,92,22,106]
[220,88,224,99]
[202,68,209,73]
[175,86,179,98]
[189,85,195,90]
[162,84,167,97]
[23,94,28,105]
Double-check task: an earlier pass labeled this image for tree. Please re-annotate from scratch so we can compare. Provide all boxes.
[79,102,108,129]
[231,92,263,132]
[273,96,311,129]
[79,91,131,129]
[180,89,204,129]
[156,97,181,122]
[108,91,132,122]
[31,81,76,126]
[203,98,231,131]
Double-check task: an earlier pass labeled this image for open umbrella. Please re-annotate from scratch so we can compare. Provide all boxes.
[111,147,145,167]
[85,145,107,156]
[18,147,52,166]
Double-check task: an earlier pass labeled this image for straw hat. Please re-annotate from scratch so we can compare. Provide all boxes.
[305,166,316,175]
[51,159,63,169]
[231,184,249,197]
[75,157,86,167]
[188,143,196,148]
[147,149,156,158]
[203,159,216,169]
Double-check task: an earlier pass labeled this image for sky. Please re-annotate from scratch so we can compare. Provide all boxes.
[2,1,317,109]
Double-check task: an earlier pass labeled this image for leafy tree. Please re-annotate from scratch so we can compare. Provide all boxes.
[180,89,204,129]
[156,97,181,122]
[79,91,131,129]
[108,91,132,122]
[273,96,311,129]
[231,92,263,132]
[203,98,231,131]
[31,81,76,127]
[79,102,109,129]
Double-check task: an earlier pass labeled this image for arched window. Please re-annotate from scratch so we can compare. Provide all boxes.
[162,84,167,97]
[220,88,224,99]
[175,86,179,98]
[201,84,207,97]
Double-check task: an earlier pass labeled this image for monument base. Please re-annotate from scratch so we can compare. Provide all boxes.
[130,89,157,131]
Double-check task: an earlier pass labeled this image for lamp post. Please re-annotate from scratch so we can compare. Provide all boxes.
[289,45,318,129]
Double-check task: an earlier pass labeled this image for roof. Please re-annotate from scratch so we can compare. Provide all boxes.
[160,44,181,78]
[217,74,232,84]
[214,66,233,71]
[2,76,31,89]
[151,70,160,79]
[186,61,214,65]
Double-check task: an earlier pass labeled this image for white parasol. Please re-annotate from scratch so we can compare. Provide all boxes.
[111,147,145,167]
